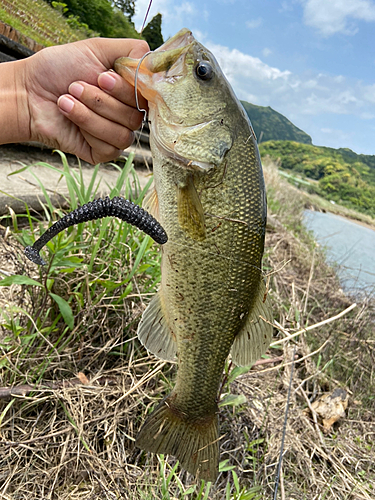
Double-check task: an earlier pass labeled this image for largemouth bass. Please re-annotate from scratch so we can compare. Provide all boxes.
[115,29,273,481]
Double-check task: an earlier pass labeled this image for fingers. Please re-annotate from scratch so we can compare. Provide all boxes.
[58,93,135,151]
[55,38,151,164]
[69,78,144,130]
[98,71,148,112]
[80,129,123,164]
[91,37,151,68]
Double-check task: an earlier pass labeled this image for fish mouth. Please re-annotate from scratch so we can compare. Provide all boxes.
[114,28,195,102]
[155,28,194,52]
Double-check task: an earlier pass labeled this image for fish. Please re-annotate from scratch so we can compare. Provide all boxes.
[114,28,273,482]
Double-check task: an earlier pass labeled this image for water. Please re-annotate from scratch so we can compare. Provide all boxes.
[304,210,375,296]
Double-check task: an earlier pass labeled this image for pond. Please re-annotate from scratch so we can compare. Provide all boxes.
[303,210,375,296]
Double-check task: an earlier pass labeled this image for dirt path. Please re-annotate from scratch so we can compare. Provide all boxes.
[0,144,152,215]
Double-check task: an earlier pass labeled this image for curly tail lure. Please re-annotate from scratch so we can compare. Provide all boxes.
[25,196,168,266]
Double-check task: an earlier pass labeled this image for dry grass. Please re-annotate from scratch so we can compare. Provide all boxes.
[0,159,374,499]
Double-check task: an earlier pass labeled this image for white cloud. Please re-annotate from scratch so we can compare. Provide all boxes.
[279,1,294,12]
[201,40,375,127]
[133,0,199,32]
[262,47,272,57]
[363,83,375,103]
[302,0,375,36]
[130,4,375,152]
[206,42,291,84]
[246,18,263,29]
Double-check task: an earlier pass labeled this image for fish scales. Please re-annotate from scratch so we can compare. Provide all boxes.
[115,28,273,481]
[155,134,265,412]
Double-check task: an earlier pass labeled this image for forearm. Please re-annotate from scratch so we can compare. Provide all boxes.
[0,59,30,145]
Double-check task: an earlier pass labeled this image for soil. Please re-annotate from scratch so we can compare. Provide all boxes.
[0,143,152,216]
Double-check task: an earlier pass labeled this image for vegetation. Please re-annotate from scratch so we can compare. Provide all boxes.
[241,101,312,145]
[0,155,374,499]
[112,0,136,21]
[260,140,375,217]
[0,0,90,46]
[142,13,164,50]
[46,0,140,38]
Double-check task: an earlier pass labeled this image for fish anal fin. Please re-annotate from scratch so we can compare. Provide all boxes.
[137,291,177,362]
[136,398,219,481]
[177,176,206,241]
[143,186,160,220]
[231,280,273,366]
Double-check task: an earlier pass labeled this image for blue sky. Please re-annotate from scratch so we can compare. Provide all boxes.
[132,0,375,156]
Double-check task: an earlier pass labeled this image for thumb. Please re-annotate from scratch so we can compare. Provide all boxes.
[92,38,151,69]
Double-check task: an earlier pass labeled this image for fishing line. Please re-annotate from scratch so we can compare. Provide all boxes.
[140,0,153,33]
[273,344,296,500]
[134,51,152,119]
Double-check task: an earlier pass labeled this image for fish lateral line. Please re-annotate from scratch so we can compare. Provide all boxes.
[205,211,265,236]
[165,239,265,273]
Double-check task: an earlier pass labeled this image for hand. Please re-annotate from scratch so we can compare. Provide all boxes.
[21,38,149,164]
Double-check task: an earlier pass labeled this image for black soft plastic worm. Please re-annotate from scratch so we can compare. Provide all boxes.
[25,196,167,266]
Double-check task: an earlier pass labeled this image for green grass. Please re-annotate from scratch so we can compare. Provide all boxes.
[1,0,90,46]
[0,156,374,499]
[0,153,159,382]
[0,154,268,499]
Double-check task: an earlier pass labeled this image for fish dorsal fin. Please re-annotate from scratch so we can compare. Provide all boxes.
[137,291,177,362]
[177,176,206,241]
[143,186,159,220]
[231,280,273,366]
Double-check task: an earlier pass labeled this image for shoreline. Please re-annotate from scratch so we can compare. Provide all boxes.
[300,189,375,231]
[306,205,375,232]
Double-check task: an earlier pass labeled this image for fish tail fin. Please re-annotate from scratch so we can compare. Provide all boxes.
[136,398,219,481]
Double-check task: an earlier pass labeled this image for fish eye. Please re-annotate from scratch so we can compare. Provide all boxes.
[195,61,213,81]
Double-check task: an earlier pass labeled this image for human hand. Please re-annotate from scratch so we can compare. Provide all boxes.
[20,37,149,164]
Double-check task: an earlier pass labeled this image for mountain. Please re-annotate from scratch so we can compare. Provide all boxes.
[240,101,312,145]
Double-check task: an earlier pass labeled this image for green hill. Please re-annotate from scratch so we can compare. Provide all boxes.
[259,140,375,217]
[0,0,140,47]
[241,101,312,145]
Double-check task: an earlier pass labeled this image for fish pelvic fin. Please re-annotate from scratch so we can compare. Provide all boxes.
[143,186,160,221]
[137,291,177,362]
[231,280,273,366]
[136,398,219,482]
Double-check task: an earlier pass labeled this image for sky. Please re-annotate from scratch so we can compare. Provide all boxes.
[132,0,375,156]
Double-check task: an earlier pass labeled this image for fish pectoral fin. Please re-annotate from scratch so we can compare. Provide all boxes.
[143,186,160,220]
[136,398,219,482]
[137,291,177,362]
[231,280,273,366]
[177,176,206,241]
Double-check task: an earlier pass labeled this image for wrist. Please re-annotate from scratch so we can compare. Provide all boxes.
[0,58,31,145]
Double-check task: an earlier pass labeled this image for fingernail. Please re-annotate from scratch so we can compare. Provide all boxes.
[69,82,84,99]
[99,72,116,91]
[58,95,74,113]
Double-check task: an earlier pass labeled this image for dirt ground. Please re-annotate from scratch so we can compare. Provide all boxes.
[0,148,374,499]
[0,144,152,216]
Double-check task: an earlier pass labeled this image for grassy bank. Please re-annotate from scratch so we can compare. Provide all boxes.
[0,156,374,499]
[0,0,89,46]
[262,156,375,229]
[260,140,375,220]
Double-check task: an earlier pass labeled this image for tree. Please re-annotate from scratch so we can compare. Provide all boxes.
[47,0,140,38]
[142,13,163,50]
[112,0,135,20]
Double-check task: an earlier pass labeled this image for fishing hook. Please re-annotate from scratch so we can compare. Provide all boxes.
[135,51,152,121]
